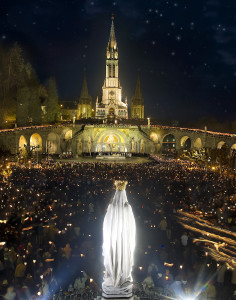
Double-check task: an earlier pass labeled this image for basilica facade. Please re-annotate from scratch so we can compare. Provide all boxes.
[77,16,144,120]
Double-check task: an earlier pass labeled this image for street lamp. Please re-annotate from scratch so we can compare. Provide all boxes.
[31,145,40,166]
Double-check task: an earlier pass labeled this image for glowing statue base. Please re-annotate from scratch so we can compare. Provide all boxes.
[102,280,133,299]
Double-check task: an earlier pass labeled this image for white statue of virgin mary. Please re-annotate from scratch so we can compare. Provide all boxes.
[102,180,136,298]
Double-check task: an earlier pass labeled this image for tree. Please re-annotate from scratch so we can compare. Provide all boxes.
[16,86,30,126]
[27,69,42,125]
[6,43,26,121]
[45,77,59,123]
[0,43,27,126]
[0,44,7,125]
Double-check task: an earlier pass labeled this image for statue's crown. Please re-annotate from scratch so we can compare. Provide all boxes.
[114,180,128,191]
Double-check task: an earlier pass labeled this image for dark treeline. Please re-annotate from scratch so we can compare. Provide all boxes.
[0,43,59,127]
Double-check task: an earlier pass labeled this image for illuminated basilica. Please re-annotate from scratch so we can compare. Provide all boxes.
[0,17,235,157]
[78,16,144,121]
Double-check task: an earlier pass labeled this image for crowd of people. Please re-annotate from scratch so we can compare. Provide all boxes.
[0,155,235,299]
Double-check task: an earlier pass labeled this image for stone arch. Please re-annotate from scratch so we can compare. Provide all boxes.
[47,132,60,154]
[64,130,72,141]
[180,135,191,150]
[150,132,159,142]
[231,144,236,150]
[94,129,128,152]
[61,128,73,141]
[217,141,227,149]
[193,137,202,149]
[108,107,115,115]
[162,134,176,153]
[60,128,73,152]
[30,133,42,152]
[19,135,27,154]
[230,144,236,158]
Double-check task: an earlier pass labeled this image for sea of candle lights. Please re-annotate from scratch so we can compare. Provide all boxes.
[177,210,236,269]
[0,155,234,298]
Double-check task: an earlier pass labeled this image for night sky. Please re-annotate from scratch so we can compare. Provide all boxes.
[1,0,236,124]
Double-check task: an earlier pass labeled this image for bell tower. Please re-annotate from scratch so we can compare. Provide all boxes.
[131,73,144,119]
[96,15,128,119]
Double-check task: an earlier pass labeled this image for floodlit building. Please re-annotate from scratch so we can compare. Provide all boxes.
[131,74,144,119]
[95,15,128,119]
[77,75,92,119]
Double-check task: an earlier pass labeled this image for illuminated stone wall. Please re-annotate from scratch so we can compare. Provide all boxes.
[0,123,235,156]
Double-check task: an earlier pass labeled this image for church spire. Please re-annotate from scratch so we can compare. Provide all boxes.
[77,74,92,119]
[80,74,89,100]
[131,73,144,119]
[109,14,116,49]
[107,14,118,60]
[134,73,143,101]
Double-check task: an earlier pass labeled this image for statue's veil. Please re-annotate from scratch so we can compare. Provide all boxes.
[102,181,136,298]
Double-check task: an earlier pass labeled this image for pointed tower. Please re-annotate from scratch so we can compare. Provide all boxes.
[131,74,144,119]
[96,15,128,119]
[77,74,92,119]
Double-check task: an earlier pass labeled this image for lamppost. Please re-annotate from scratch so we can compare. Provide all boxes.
[31,145,40,166]
[147,117,150,129]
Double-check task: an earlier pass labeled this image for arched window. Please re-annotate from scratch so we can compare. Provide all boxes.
[162,134,176,153]
[181,136,191,150]
[30,133,42,152]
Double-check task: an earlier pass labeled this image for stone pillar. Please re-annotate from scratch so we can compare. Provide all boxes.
[42,137,47,153]
[175,137,181,152]
[71,138,77,157]
[147,117,150,129]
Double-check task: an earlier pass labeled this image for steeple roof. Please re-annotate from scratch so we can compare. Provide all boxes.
[79,74,91,104]
[80,74,89,99]
[133,73,143,100]
[109,14,116,48]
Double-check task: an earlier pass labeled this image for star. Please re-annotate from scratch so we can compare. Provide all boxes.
[2,35,6,40]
